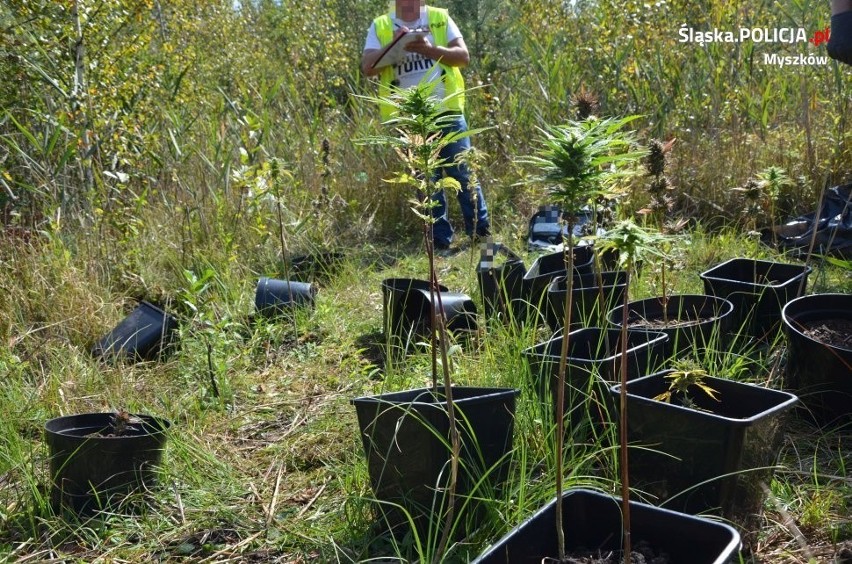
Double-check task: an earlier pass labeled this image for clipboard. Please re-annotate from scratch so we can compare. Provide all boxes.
[371,28,430,70]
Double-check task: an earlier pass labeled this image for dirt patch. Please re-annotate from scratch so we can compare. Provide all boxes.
[545,541,671,563]
[627,316,707,330]
[803,319,852,349]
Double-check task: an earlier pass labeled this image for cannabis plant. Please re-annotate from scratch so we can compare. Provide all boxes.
[520,116,643,561]
[358,80,482,562]
[597,219,672,563]
[654,366,720,410]
[755,166,793,244]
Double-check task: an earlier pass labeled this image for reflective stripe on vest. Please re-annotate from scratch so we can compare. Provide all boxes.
[373,6,465,120]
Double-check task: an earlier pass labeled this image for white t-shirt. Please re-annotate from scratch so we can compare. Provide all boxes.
[364,10,462,100]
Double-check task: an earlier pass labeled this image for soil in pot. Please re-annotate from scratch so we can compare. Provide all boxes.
[45,412,171,514]
[607,295,734,359]
[539,540,671,564]
[351,386,519,538]
[801,318,852,349]
[782,293,852,427]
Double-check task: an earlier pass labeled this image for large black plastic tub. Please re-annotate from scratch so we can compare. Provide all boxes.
[472,488,741,564]
[545,270,627,331]
[519,246,595,324]
[782,293,852,426]
[523,328,668,438]
[45,412,171,514]
[351,386,518,535]
[700,257,811,339]
[612,370,797,519]
[607,294,734,358]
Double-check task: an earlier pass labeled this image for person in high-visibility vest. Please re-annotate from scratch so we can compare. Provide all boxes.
[830,0,852,64]
[362,0,491,251]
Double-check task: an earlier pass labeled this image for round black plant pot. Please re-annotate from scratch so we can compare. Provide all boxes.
[782,293,852,427]
[545,270,627,331]
[255,277,316,317]
[91,301,178,362]
[523,327,668,439]
[381,278,477,355]
[45,412,171,514]
[611,370,797,521]
[351,386,518,537]
[700,257,811,340]
[607,294,734,359]
[472,488,741,564]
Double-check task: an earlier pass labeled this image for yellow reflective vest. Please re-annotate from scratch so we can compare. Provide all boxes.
[372,6,465,120]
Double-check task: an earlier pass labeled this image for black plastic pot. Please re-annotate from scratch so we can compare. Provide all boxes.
[255,277,316,317]
[351,386,518,535]
[477,244,527,322]
[523,328,668,438]
[782,293,852,426]
[545,270,627,331]
[381,278,477,354]
[611,370,797,519]
[521,247,595,324]
[91,301,178,362]
[607,294,734,359]
[700,257,811,340]
[45,412,171,514]
[472,488,741,564]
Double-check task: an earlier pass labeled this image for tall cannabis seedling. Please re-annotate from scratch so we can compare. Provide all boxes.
[520,116,643,561]
[358,80,482,562]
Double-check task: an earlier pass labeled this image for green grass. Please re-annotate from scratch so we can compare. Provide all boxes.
[1,219,850,562]
[2,1,852,561]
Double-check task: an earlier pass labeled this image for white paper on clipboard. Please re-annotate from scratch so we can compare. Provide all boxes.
[371,29,430,70]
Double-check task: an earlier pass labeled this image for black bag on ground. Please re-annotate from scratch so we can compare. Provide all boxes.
[768,183,852,259]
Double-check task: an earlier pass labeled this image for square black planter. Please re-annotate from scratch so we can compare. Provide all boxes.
[351,386,519,536]
[523,328,668,439]
[611,370,797,520]
[607,294,734,359]
[518,246,595,325]
[545,270,627,331]
[472,488,741,564]
[700,257,811,340]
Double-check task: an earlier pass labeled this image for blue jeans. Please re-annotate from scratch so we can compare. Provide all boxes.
[430,115,490,246]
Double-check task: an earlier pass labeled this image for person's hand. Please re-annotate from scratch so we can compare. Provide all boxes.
[404,35,433,56]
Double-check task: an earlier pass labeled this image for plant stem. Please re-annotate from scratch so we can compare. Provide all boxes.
[276,197,297,336]
[424,213,440,394]
[555,222,576,562]
[206,338,220,399]
[426,221,460,564]
[619,267,632,564]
